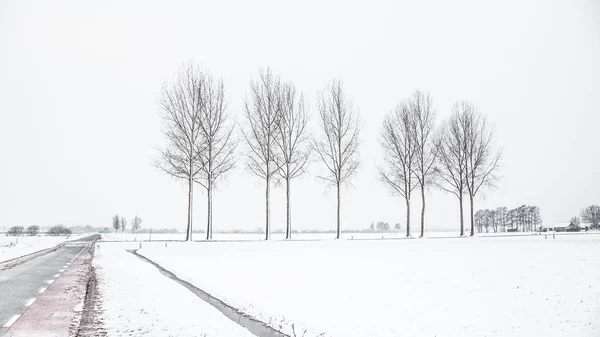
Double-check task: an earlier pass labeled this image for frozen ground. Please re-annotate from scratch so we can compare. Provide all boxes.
[0,235,82,263]
[99,230,551,242]
[139,234,600,337]
[93,244,254,337]
[100,231,410,242]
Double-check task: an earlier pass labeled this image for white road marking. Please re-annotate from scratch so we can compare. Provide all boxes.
[59,269,65,272]
[3,315,20,327]
[39,287,47,293]
[45,279,54,285]
[54,273,60,278]
[25,298,36,307]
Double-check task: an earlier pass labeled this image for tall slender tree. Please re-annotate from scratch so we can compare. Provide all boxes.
[434,106,468,236]
[112,214,120,234]
[156,63,205,242]
[242,68,282,240]
[194,71,236,240]
[461,101,502,236]
[409,91,437,238]
[378,100,417,237]
[131,215,142,232]
[274,81,311,240]
[120,216,127,232]
[314,79,361,239]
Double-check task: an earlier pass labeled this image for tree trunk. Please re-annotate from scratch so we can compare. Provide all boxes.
[265,176,270,241]
[420,186,425,238]
[336,183,341,239]
[406,198,411,237]
[459,194,464,236]
[206,183,212,240]
[285,179,291,240]
[186,176,193,242]
[470,195,475,236]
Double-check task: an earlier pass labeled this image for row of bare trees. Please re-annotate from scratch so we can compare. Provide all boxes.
[156,63,235,241]
[242,70,361,240]
[111,214,142,233]
[475,205,542,233]
[157,64,360,241]
[378,92,502,237]
[157,63,501,241]
[242,69,314,240]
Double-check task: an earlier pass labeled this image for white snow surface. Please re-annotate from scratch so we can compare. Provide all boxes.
[139,234,600,337]
[100,231,550,242]
[0,235,81,263]
[94,244,254,337]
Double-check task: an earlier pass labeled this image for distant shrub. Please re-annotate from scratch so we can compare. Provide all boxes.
[48,225,72,236]
[7,226,24,236]
[27,225,40,236]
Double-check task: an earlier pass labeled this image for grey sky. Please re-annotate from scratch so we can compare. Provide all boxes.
[0,0,598,232]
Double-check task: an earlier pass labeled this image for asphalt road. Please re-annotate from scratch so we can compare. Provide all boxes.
[0,234,99,335]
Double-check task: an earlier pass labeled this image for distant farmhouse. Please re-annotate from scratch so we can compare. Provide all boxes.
[541,222,591,232]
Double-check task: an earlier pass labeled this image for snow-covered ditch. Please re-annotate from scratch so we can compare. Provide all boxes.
[94,244,254,337]
[0,235,81,263]
[139,234,600,337]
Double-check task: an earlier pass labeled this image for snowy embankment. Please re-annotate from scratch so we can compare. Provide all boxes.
[0,235,81,263]
[139,235,600,337]
[94,244,254,337]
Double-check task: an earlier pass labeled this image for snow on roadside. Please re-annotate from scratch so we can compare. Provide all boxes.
[0,235,81,263]
[139,235,600,337]
[94,244,254,337]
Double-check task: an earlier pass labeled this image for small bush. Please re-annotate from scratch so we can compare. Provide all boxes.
[27,225,40,236]
[48,225,72,236]
[7,226,24,236]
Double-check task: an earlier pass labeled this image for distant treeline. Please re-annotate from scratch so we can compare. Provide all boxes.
[4,225,71,236]
[475,205,542,233]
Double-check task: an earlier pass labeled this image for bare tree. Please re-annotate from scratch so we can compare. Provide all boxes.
[274,81,311,239]
[314,79,361,239]
[26,225,40,236]
[194,72,236,240]
[242,68,282,240]
[156,63,205,242]
[461,101,502,236]
[120,216,127,232]
[570,216,581,226]
[112,214,120,234]
[531,206,542,231]
[581,204,600,229]
[434,106,468,235]
[408,91,437,238]
[131,215,142,232]
[378,101,417,237]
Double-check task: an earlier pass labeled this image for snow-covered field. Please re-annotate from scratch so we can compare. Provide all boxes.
[0,235,82,263]
[100,231,410,242]
[99,230,553,242]
[93,245,254,337]
[138,234,600,337]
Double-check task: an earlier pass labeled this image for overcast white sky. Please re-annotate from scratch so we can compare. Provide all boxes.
[0,0,598,233]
